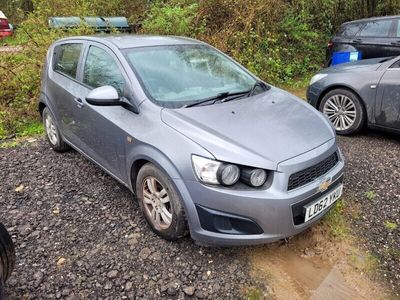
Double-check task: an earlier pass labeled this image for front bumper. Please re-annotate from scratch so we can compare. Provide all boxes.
[177,139,345,246]
[306,84,323,108]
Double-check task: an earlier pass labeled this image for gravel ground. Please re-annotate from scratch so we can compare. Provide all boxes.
[0,131,399,298]
[0,140,257,299]
[338,132,399,294]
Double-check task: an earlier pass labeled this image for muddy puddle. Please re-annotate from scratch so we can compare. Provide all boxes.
[248,227,387,299]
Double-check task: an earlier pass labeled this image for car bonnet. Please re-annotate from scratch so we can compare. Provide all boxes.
[161,87,335,170]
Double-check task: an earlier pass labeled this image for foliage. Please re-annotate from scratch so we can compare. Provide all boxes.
[0,3,94,139]
[0,0,148,139]
[142,1,203,36]
[2,0,400,138]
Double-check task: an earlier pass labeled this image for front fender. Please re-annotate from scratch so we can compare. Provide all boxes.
[127,143,182,190]
[126,142,206,234]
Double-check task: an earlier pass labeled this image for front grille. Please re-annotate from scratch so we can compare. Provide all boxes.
[288,152,339,191]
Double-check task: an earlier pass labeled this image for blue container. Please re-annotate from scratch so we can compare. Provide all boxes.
[331,51,362,66]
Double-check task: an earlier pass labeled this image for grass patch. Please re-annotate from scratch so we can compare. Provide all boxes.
[0,139,20,149]
[0,117,43,140]
[384,247,400,259]
[0,120,43,148]
[350,251,380,275]
[279,78,310,100]
[384,221,398,231]
[246,287,264,300]
[321,199,350,239]
[17,120,43,137]
[364,191,376,201]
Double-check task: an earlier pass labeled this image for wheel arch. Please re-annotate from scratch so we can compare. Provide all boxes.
[127,146,183,194]
[317,85,366,112]
[38,101,46,116]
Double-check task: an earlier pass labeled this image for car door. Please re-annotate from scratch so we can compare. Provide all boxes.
[46,42,88,148]
[72,43,135,180]
[355,19,396,59]
[375,59,400,129]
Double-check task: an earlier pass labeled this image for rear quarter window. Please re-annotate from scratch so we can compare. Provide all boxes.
[53,43,82,78]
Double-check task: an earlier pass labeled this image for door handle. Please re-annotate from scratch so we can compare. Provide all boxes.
[73,97,84,108]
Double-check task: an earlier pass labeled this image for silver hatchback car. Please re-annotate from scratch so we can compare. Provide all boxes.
[39,35,344,246]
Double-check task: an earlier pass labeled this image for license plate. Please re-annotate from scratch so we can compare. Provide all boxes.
[304,184,343,222]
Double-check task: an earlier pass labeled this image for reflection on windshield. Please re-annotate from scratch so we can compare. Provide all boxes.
[125,45,257,107]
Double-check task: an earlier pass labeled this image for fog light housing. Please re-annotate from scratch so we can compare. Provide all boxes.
[217,164,240,186]
[241,168,267,187]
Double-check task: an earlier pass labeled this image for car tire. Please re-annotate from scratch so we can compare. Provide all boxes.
[136,163,188,241]
[319,88,365,135]
[42,107,70,152]
[0,223,15,283]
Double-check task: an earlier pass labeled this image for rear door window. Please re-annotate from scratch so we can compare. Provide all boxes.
[83,46,125,94]
[357,20,393,37]
[54,43,82,78]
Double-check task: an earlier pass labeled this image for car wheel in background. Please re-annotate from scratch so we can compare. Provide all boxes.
[136,163,188,240]
[320,88,365,135]
[42,107,70,152]
[0,222,16,298]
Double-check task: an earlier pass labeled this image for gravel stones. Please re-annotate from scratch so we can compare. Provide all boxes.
[0,139,258,298]
[338,133,399,295]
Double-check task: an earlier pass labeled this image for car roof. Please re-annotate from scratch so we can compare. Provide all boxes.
[0,11,7,19]
[343,15,400,25]
[57,35,203,49]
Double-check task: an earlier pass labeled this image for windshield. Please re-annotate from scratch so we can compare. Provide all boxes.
[124,45,258,108]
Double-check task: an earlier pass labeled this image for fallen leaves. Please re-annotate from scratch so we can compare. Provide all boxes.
[15,184,24,192]
[56,257,66,267]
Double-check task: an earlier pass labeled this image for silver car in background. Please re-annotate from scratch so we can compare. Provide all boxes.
[39,35,344,246]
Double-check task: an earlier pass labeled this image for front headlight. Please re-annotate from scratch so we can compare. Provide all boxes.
[191,155,267,187]
[192,155,222,185]
[309,74,327,85]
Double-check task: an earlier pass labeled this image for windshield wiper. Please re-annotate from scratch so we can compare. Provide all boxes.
[183,91,248,108]
[221,81,270,103]
[183,82,270,108]
[248,81,270,97]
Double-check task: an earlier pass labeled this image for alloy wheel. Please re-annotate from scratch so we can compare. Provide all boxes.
[323,94,357,131]
[142,176,172,230]
[45,113,58,145]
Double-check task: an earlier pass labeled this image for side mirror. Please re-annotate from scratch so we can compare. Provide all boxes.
[86,85,120,106]
[86,85,139,113]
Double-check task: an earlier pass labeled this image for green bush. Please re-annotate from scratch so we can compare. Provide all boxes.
[0,13,94,138]
[141,1,203,36]
[2,0,400,139]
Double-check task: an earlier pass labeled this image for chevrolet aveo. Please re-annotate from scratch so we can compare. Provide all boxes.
[39,35,344,246]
